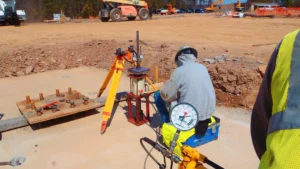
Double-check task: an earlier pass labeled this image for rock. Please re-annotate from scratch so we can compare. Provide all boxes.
[256,60,265,64]
[50,57,57,63]
[4,72,11,77]
[216,66,228,74]
[225,49,229,52]
[161,44,168,48]
[71,52,75,56]
[218,60,224,63]
[224,85,235,94]
[258,65,267,77]
[222,76,227,82]
[11,67,17,73]
[25,65,35,74]
[203,58,216,64]
[226,58,232,61]
[233,58,240,61]
[214,56,225,62]
[77,58,82,62]
[227,75,237,83]
[222,54,229,58]
[59,64,67,69]
[16,71,25,76]
[40,50,45,54]
[24,60,32,66]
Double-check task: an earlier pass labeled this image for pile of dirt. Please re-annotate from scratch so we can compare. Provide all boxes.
[206,62,262,108]
[0,39,177,79]
[0,39,264,109]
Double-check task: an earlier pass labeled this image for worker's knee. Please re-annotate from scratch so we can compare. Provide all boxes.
[153,90,161,102]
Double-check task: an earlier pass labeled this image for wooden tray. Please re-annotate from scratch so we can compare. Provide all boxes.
[16,90,101,124]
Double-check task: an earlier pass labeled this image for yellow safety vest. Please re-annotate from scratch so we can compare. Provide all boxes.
[259,29,300,169]
[161,116,216,157]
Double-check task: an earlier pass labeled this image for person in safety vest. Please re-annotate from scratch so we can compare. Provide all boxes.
[251,29,300,169]
[153,46,216,156]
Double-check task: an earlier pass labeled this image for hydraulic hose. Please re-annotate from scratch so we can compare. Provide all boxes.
[204,158,224,169]
[140,137,165,169]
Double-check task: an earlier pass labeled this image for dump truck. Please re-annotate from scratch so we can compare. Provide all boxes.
[99,0,150,22]
[0,0,26,26]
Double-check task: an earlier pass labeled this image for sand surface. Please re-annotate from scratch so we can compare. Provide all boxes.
[0,67,259,169]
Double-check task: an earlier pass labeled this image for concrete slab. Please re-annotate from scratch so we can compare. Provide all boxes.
[0,67,259,169]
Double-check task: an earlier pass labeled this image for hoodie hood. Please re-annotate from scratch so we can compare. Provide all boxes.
[175,54,197,67]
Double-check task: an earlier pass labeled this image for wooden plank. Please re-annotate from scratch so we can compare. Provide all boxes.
[0,116,29,132]
[145,82,164,94]
[252,43,277,47]
[0,92,128,132]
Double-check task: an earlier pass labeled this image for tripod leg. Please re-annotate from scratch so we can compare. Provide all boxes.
[97,58,117,98]
[146,76,157,91]
[100,59,125,134]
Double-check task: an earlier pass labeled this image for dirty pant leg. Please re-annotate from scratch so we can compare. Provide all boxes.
[154,90,170,123]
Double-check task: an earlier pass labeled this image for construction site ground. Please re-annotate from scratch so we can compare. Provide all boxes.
[1,67,258,169]
[0,13,299,168]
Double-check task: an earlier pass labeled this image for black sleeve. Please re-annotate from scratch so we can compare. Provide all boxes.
[250,41,282,159]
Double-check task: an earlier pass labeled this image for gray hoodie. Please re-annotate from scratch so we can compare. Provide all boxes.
[160,54,216,121]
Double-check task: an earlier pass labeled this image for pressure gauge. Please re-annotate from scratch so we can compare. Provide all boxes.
[170,103,199,131]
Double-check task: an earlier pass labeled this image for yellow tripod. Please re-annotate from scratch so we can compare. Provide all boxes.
[97,47,158,134]
[97,49,126,134]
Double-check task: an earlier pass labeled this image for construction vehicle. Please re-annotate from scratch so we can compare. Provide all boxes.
[205,0,223,12]
[0,0,26,26]
[236,0,244,11]
[160,3,177,15]
[99,0,150,22]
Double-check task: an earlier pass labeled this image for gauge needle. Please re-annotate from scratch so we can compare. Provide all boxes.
[179,112,188,125]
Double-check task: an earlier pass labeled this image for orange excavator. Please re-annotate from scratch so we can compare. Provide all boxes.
[160,3,176,15]
[205,0,223,12]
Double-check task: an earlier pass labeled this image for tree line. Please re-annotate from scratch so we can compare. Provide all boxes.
[16,0,300,21]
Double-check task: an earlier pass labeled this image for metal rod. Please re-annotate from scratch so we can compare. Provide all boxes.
[136,31,141,69]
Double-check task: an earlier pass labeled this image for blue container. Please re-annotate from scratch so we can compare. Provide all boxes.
[183,116,220,148]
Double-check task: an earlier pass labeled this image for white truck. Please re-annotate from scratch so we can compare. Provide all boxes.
[0,0,26,26]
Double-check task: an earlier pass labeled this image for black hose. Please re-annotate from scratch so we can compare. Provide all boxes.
[204,158,224,169]
[163,155,166,168]
[170,161,173,169]
[141,137,156,147]
[140,138,164,168]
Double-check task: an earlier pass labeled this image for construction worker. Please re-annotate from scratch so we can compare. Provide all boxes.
[251,29,300,168]
[154,46,216,135]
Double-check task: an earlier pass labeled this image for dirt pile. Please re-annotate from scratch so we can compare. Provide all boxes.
[0,39,176,79]
[206,62,262,108]
[0,39,264,109]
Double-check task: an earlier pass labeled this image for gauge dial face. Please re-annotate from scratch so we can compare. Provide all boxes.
[170,103,199,131]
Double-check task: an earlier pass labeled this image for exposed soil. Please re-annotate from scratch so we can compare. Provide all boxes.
[0,38,262,109]
[1,14,298,109]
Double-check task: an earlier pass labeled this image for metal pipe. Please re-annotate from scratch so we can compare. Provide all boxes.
[136,31,141,69]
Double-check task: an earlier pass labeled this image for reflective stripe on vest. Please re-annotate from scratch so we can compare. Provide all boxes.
[268,29,300,135]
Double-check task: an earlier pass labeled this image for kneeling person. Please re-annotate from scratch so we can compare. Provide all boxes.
[154,46,216,156]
